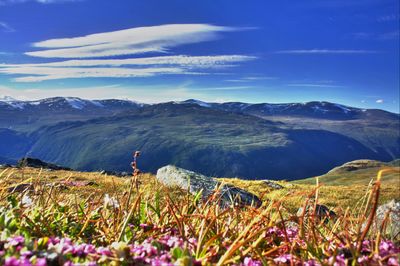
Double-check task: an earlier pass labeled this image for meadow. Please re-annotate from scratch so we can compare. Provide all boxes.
[0,165,399,265]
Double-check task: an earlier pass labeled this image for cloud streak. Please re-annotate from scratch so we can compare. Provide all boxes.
[0,22,15,33]
[2,55,254,68]
[0,55,255,82]
[275,49,380,54]
[0,0,79,5]
[0,66,192,82]
[26,24,240,58]
[287,83,345,88]
[0,24,256,82]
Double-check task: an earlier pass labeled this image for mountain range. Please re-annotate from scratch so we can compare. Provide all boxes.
[0,96,399,180]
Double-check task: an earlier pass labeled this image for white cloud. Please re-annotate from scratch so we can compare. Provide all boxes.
[287,83,344,88]
[0,66,191,82]
[2,55,254,68]
[352,31,399,41]
[0,24,256,82]
[0,55,255,82]
[376,99,384,103]
[0,22,15,33]
[26,24,239,58]
[0,0,78,4]
[275,49,379,54]
[377,14,400,22]
[225,76,277,82]
[379,31,399,40]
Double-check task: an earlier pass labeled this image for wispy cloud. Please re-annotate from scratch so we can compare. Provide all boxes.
[377,14,400,22]
[0,24,256,82]
[376,99,384,103]
[287,83,345,88]
[275,49,380,54]
[26,24,241,58]
[0,0,79,5]
[2,55,254,68]
[0,66,192,82]
[225,76,277,82]
[0,22,15,33]
[0,55,255,82]
[379,31,399,40]
[352,31,399,40]
[193,86,253,91]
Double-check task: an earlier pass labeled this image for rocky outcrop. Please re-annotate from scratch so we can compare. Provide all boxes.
[156,165,262,208]
[17,157,71,171]
[327,160,388,174]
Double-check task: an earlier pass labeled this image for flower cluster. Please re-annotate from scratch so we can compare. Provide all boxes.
[0,234,200,266]
[2,228,398,266]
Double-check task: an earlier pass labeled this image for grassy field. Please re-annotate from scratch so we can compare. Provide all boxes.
[0,166,399,265]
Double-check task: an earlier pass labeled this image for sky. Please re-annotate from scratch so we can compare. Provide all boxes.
[0,0,399,112]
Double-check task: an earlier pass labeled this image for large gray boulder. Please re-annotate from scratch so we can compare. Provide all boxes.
[370,200,400,237]
[156,165,262,208]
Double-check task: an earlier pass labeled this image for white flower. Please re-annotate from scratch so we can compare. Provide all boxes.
[21,194,33,207]
[104,194,120,209]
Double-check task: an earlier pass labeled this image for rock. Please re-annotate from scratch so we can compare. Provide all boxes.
[8,183,34,193]
[297,204,336,222]
[60,180,98,187]
[368,200,400,237]
[100,170,130,177]
[262,180,284,189]
[156,165,218,198]
[17,158,71,171]
[218,183,262,208]
[156,165,262,208]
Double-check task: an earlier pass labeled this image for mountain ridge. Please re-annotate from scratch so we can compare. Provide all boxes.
[0,96,398,180]
[1,95,398,115]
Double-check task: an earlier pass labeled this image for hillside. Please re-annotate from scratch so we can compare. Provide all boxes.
[0,97,399,180]
[295,159,400,187]
[0,165,398,265]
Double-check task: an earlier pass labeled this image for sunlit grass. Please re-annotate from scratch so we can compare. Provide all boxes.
[0,166,399,265]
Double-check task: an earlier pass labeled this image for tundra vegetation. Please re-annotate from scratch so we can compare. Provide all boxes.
[0,164,399,265]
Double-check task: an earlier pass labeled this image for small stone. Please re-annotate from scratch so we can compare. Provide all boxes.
[297,204,336,223]
[8,183,34,193]
[261,180,284,189]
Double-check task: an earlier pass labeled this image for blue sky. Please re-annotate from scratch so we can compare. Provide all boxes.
[0,0,399,112]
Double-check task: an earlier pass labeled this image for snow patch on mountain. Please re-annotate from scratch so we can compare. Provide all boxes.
[0,96,26,109]
[64,97,87,109]
[180,99,212,108]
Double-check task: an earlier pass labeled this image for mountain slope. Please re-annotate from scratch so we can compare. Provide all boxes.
[0,97,144,131]
[0,97,398,180]
[295,159,400,186]
[16,104,392,179]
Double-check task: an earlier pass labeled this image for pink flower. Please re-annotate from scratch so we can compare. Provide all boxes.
[34,258,47,266]
[388,257,399,266]
[4,257,19,266]
[243,257,262,266]
[7,236,25,246]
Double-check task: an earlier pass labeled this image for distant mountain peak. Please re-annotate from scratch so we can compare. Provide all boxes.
[179,99,212,108]
[0,96,19,102]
